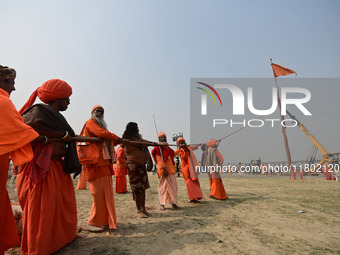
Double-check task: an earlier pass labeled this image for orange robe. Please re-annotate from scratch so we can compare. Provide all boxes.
[84,119,119,229]
[113,146,127,193]
[202,147,227,200]
[0,88,38,254]
[155,155,178,205]
[76,165,87,190]
[208,148,227,200]
[209,178,228,200]
[17,160,77,255]
[152,144,178,205]
[175,146,203,201]
[0,154,20,254]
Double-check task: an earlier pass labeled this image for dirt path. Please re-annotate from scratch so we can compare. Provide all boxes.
[6,174,340,255]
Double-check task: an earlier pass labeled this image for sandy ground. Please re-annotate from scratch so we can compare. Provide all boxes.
[6,172,340,255]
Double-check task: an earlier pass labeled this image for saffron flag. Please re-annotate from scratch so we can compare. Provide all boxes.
[271,61,296,78]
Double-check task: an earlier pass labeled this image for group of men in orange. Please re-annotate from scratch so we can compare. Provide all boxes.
[0,64,129,254]
[0,64,228,255]
[0,65,83,254]
[174,137,228,202]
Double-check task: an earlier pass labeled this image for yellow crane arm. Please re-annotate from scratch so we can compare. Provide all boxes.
[286,110,329,157]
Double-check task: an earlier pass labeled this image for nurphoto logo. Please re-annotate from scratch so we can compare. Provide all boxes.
[197,82,311,117]
[193,78,314,129]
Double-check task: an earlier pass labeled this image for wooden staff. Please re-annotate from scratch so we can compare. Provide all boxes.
[48,136,171,147]
[152,115,165,162]
[48,136,104,143]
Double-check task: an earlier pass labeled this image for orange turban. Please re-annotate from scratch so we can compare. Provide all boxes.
[158,132,166,138]
[206,139,217,148]
[176,137,185,145]
[19,79,72,115]
[37,79,72,104]
[91,105,104,113]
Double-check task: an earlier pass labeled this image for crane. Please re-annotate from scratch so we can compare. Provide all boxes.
[286,110,339,176]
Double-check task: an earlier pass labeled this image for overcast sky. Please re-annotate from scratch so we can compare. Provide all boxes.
[1,0,339,163]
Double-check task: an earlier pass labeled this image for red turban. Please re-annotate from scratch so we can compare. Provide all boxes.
[91,105,104,113]
[19,79,72,115]
[206,139,217,148]
[158,132,166,138]
[176,137,185,145]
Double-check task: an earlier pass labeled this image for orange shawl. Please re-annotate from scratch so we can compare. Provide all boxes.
[175,146,200,180]
[0,89,38,165]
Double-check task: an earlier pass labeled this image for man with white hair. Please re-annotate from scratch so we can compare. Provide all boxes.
[82,105,122,232]
[152,132,179,211]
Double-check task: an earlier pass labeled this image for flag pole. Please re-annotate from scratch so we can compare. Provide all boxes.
[270,59,293,170]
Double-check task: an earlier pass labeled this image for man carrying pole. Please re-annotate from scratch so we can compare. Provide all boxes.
[175,137,203,203]
[201,139,227,200]
[123,122,158,218]
[152,132,179,211]
[17,79,81,255]
[0,65,41,254]
[81,105,122,232]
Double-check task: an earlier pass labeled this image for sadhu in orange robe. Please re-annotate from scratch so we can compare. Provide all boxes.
[201,139,228,200]
[175,142,203,202]
[114,146,128,193]
[0,88,39,254]
[203,139,227,200]
[17,79,81,255]
[84,117,119,229]
[152,145,178,206]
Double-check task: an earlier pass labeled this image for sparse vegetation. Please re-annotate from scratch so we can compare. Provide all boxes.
[6,174,340,255]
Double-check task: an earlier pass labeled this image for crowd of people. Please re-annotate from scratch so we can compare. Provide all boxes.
[0,65,228,255]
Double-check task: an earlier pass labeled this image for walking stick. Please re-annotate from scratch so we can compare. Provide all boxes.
[152,115,167,176]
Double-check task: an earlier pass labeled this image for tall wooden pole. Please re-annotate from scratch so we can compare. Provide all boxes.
[271,59,292,169]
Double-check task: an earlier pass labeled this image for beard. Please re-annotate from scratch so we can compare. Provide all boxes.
[159,137,167,143]
[134,132,142,140]
[92,112,107,130]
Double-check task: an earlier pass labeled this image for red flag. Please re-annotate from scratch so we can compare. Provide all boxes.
[271,61,296,78]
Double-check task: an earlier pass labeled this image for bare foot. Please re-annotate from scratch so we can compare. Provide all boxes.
[172,204,180,209]
[143,210,152,217]
[160,205,166,211]
[137,211,149,218]
[88,225,105,232]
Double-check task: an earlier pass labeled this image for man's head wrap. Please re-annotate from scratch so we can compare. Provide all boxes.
[19,79,72,115]
[0,65,16,81]
[206,139,217,148]
[92,105,104,113]
[158,132,166,138]
[176,137,185,145]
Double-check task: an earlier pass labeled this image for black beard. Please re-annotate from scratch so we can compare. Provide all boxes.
[134,133,142,140]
